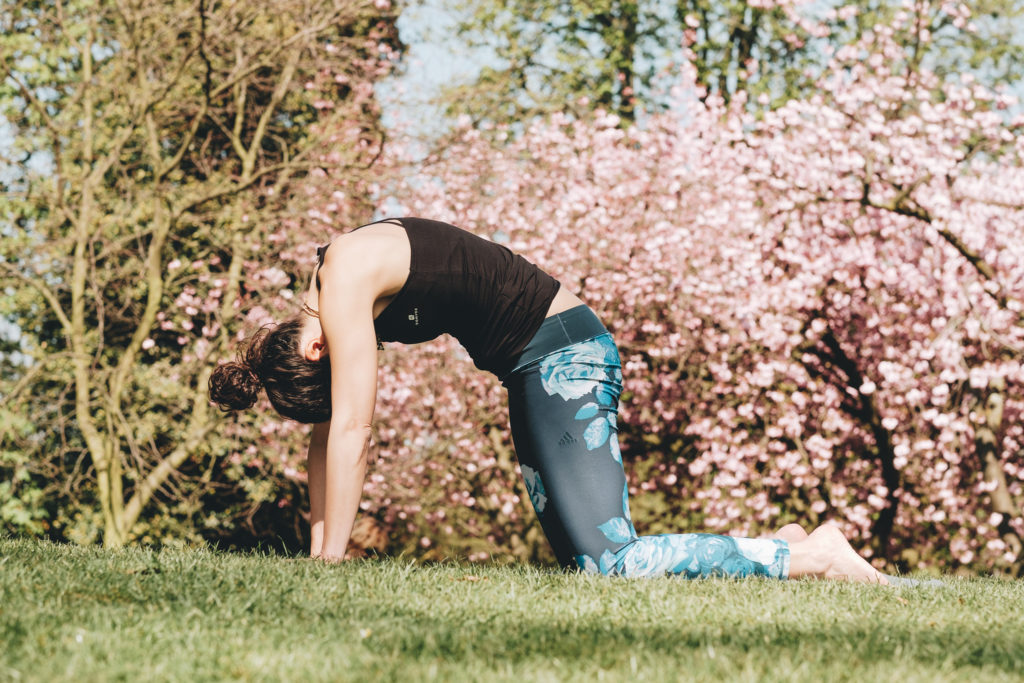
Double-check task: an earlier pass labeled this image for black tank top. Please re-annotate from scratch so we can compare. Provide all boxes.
[318,218,560,376]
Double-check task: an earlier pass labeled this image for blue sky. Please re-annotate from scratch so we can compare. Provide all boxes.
[377,0,492,136]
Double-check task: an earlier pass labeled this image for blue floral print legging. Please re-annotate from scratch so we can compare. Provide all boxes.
[501,306,791,578]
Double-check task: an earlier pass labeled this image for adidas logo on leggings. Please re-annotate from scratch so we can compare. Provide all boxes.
[558,432,576,446]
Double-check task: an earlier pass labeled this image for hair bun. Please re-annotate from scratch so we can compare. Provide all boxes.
[209,361,262,411]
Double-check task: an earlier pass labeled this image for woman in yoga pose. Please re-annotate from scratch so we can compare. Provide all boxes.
[209,217,889,582]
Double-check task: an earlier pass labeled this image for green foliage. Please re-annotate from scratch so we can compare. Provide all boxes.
[676,0,820,104]
[440,0,667,123]
[3,538,1023,681]
[433,0,1024,125]
[0,0,400,548]
[0,409,50,535]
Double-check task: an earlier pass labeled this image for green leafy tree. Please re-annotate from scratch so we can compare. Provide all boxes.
[439,0,661,124]
[0,0,400,547]
[436,0,1024,124]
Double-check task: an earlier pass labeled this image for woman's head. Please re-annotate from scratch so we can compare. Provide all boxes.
[209,316,331,423]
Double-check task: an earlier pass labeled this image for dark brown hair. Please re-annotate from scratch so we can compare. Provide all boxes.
[209,317,331,423]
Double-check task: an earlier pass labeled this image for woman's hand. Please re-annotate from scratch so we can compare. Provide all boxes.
[312,551,347,563]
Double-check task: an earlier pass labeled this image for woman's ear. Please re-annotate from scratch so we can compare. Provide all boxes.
[304,331,329,362]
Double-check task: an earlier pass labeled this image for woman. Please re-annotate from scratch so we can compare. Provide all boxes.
[210,217,890,582]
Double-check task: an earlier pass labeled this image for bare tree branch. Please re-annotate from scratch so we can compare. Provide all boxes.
[0,261,73,334]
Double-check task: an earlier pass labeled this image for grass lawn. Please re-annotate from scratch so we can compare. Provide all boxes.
[1,537,1021,682]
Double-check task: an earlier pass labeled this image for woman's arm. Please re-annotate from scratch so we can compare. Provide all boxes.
[314,246,381,562]
[306,421,330,556]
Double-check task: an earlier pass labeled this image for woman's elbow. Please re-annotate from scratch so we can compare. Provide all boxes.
[330,418,373,441]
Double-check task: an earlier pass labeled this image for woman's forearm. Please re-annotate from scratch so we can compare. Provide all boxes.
[306,423,329,557]
[319,425,370,561]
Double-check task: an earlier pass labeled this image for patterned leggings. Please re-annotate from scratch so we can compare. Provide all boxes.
[501,306,790,578]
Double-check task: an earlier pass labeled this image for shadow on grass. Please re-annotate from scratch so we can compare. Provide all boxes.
[351,600,1023,674]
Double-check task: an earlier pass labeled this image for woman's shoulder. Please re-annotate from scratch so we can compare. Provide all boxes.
[322,220,406,258]
[318,220,411,292]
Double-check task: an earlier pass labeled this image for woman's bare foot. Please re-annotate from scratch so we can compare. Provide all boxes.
[787,524,888,584]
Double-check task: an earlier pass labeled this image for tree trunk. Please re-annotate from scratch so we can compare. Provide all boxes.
[974,376,1023,574]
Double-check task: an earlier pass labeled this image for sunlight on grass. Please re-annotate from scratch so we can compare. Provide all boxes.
[2,538,1022,682]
